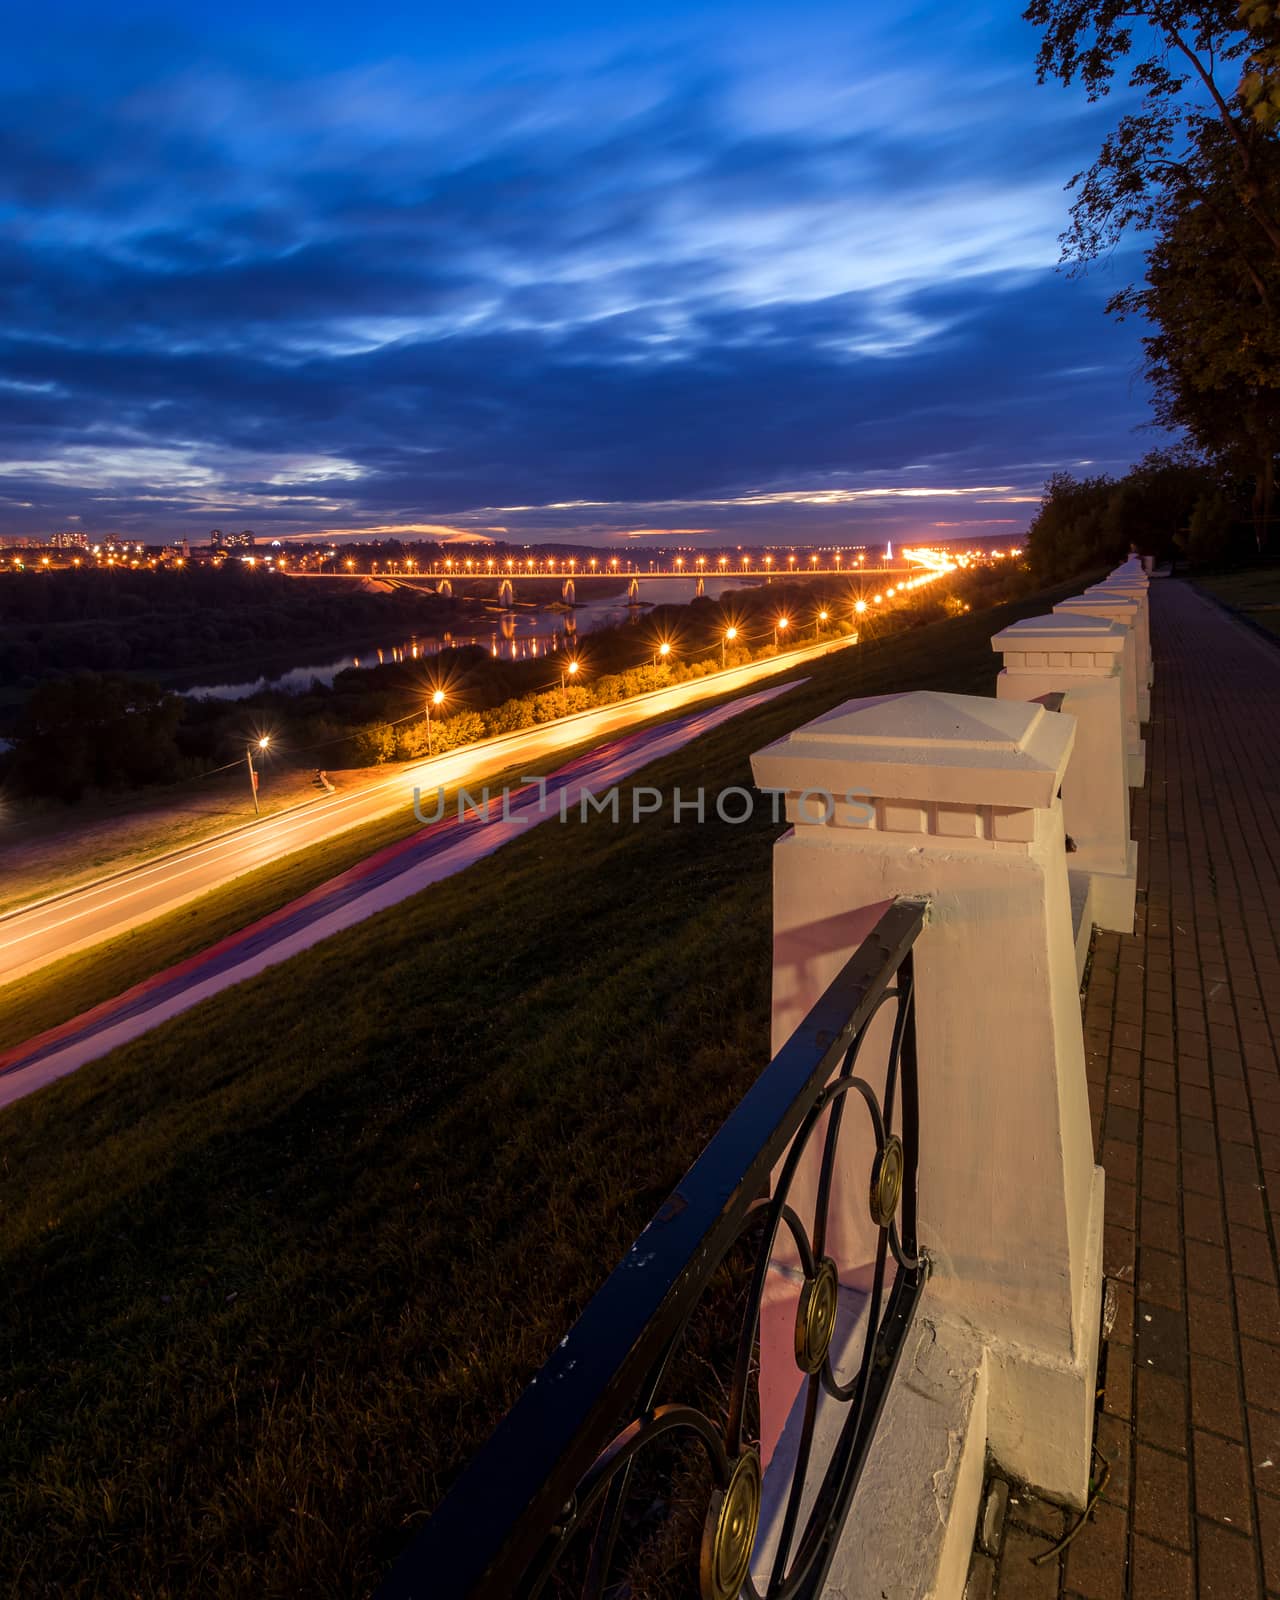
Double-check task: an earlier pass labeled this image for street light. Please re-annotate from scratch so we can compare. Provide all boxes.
[561,656,580,710]
[817,608,829,636]
[247,735,270,816]
[655,640,672,668]
[425,688,446,756]
[722,624,738,668]
[775,615,790,648]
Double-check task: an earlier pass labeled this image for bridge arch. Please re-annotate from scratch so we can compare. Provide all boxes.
[437,578,453,599]
[562,578,576,605]
[628,577,640,603]
[498,577,515,607]
[695,575,705,598]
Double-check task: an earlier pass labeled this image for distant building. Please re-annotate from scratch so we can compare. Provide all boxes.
[212,529,256,550]
[51,530,89,549]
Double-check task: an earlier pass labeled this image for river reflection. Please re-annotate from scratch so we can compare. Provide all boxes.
[185,577,762,701]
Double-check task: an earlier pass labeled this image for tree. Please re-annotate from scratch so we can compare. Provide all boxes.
[1026,2,1280,550]
[1026,454,1216,579]
[1026,470,1121,580]
[1110,123,1280,548]
[1025,2,1280,268]
[12,673,184,802]
[1187,486,1238,559]
[1238,1,1280,130]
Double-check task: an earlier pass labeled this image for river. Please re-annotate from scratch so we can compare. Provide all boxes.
[183,577,763,701]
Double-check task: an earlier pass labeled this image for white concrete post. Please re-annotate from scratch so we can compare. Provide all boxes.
[1053,594,1145,785]
[992,614,1137,933]
[750,690,1104,1516]
[1088,578,1152,708]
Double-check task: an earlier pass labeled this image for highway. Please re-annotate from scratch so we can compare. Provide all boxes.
[0,631,856,987]
[0,680,801,1108]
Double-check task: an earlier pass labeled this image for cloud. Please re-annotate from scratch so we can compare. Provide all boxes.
[0,6,1158,540]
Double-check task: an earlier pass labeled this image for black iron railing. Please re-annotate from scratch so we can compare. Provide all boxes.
[381,897,929,1600]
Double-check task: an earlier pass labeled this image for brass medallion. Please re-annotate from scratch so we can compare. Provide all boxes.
[699,1448,761,1600]
[869,1134,904,1228]
[794,1254,839,1374]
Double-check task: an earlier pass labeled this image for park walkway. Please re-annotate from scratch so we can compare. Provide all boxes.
[988,579,1280,1598]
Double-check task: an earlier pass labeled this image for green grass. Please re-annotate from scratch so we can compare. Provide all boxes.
[1195,564,1280,639]
[0,577,1084,1597]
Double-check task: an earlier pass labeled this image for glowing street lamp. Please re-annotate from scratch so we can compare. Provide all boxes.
[655,640,672,668]
[722,625,738,668]
[817,608,829,636]
[775,615,790,648]
[247,735,270,816]
[855,598,868,616]
[425,688,446,756]
[561,656,581,709]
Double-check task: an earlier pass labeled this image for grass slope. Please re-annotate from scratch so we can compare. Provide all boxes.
[0,579,1083,1597]
[1195,565,1280,639]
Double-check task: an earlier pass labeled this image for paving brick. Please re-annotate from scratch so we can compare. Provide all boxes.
[1238,1279,1280,1345]
[1191,1353,1245,1441]
[1128,1535,1192,1600]
[1063,1496,1127,1599]
[1196,1520,1261,1598]
[994,1523,1063,1599]
[993,585,1280,1598]
[1194,1429,1254,1530]
[1134,1443,1191,1550]
[1243,1337,1280,1414]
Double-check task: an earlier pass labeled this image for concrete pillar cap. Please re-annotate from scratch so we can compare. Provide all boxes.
[751,688,1074,810]
[1054,595,1139,618]
[991,614,1127,655]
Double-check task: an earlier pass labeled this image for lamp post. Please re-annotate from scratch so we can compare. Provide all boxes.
[425,688,446,756]
[817,608,829,637]
[722,625,738,668]
[775,615,790,649]
[561,656,580,710]
[247,736,269,815]
[655,640,672,669]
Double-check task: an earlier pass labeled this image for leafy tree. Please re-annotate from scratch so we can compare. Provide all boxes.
[1187,485,1239,558]
[1238,1,1280,130]
[1027,470,1121,580]
[12,673,184,802]
[1025,1,1280,267]
[1026,454,1217,578]
[1109,123,1280,547]
[1027,2,1280,548]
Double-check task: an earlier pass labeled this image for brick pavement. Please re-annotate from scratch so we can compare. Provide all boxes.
[988,579,1280,1599]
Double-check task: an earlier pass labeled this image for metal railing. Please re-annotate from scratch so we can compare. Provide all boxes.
[381,897,929,1600]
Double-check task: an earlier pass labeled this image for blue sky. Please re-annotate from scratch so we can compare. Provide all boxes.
[0,1,1158,546]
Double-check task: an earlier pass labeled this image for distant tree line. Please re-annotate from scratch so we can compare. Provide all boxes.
[0,566,465,688]
[1025,0,1280,562]
[1025,447,1256,580]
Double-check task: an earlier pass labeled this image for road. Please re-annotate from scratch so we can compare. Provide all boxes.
[0,632,854,987]
[0,680,801,1109]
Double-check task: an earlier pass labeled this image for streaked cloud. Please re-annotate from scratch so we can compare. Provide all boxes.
[0,2,1157,542]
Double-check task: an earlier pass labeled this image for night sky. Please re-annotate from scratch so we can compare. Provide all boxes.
[2,1,1158,548]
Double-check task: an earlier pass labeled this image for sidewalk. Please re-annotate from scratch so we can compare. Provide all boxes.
[990,580,1280,1598]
